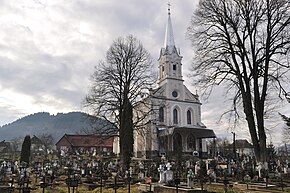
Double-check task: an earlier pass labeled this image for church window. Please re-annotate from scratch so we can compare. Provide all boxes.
[173,108,178,124]
[159,107,164,122]
[187,134,195,150]
[162,66,164,71]
[172,91,178,98]
[187,110,192,124]
[173,64,176,70]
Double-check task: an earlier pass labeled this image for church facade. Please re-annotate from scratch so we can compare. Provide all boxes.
[133,8,216,159]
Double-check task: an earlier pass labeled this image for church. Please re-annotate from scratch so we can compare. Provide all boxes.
[133,7,216,159]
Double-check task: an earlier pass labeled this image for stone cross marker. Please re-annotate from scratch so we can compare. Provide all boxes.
[158,165,165,183]
[187,169,194,188]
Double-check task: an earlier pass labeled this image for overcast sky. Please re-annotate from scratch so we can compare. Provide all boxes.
[0,0,289,145]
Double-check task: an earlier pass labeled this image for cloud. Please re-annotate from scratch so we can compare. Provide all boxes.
[0,0,196,124]
[0,0,289,146]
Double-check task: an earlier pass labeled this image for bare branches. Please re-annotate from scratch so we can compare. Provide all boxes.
[187,0,290,162]
[85,35,155,130]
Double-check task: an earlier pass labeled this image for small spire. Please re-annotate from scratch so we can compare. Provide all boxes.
[164,2,175,51]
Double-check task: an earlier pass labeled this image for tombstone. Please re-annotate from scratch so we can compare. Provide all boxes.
[264,162,268,170]
[161,154,166,163]
[138,162,145,179]
[207,169,216,183]
[195,161,200,175]
[165,163,173,183]
[158,165,165,183]
[244,174,251,189]
[165,170,173,182]
[277,160,281,167]
[284,165,288,174]
[257,162,263,178]
[60,149,66,157]
[185,160,190,168]
[187,169,194,188]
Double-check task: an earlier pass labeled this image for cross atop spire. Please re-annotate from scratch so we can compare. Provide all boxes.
[167,2,171,15]
[164,2,175,52]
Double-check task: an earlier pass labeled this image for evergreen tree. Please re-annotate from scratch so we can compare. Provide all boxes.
[20,135,31,166]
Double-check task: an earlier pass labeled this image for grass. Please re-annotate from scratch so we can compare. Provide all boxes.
[30,184,141,193]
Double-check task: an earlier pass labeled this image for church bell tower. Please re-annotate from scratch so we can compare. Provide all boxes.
[158,4,183,87]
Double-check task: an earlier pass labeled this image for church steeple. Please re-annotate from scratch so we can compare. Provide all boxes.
[158,3,183,86]
[164,3,175,52]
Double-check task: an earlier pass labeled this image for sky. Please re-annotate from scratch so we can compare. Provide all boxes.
[0,0,289,145]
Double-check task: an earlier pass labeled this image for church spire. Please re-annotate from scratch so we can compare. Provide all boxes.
[164,3,175,51]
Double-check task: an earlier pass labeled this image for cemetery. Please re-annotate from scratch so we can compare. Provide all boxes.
[1,148,290,193]
[0,0,290,193]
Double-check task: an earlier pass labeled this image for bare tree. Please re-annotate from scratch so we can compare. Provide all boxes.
[187,0,290,162]
[85,35,155,170]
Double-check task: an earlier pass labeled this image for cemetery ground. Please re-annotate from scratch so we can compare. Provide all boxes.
[3,154,290,193]
[3,173,290,193]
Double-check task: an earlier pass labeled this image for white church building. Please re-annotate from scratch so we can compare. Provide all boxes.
[133,7,216,159]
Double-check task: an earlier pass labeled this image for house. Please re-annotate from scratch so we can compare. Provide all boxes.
[55,134,114,156]
[132,7,216,159]
[0,140,13,153]
[31,135,46,152]
[233,139,255,156]
[0,140,19,160]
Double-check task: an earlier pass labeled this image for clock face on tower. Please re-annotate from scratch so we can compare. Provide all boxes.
[172,91,178,98]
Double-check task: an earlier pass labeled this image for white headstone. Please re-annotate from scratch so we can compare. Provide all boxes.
[158,165,165,183]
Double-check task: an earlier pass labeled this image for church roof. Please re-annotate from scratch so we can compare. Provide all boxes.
[158,127,216,139]
[150,83,200,103]
[55,134,114,148]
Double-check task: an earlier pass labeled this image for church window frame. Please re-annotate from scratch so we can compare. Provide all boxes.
[187,109,192,125]
[173,108,178,124]
[159,107,164,123]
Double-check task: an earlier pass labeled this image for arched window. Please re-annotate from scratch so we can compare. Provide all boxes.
[173,108,178,124]
[173,133,182,152]
[187,110,192,124]
[187,134,196,151]
[159,107,164,122]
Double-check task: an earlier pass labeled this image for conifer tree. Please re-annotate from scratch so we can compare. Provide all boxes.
[20,135,31,167]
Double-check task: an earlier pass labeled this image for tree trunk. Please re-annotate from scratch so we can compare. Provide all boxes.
[119,97,133,171]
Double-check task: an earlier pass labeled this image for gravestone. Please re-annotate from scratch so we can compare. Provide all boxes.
[165,162,173,183]
[139,162,145,179]
[187,169,194,188]
[158,165,165,183]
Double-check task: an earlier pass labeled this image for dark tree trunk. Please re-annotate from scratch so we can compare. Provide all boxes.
[187,0,290,163]
[120,97,133,171]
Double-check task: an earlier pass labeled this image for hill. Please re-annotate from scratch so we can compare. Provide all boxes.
[0,112,115,142]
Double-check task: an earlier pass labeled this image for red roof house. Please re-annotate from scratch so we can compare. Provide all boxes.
[55,134,114,155]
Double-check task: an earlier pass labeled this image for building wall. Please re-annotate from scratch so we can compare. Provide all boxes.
[56,137,72,151]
